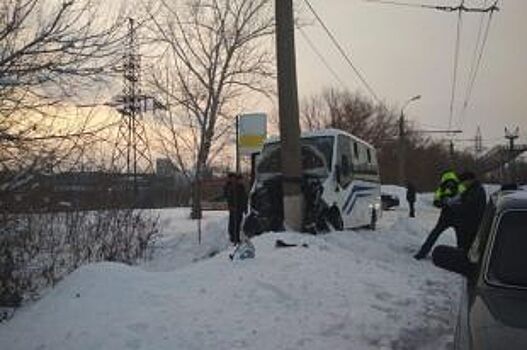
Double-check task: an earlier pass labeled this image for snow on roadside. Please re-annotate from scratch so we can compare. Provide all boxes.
[143,208,230,272]
[0,195,464,350]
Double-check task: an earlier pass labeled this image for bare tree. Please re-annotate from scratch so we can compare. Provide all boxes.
[0,1,166,311]
[145,0,274,218]
[301,87,471,190]
[0,0,127,187]
[301,88,399,148]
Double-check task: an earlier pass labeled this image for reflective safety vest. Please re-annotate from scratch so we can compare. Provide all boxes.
[433,171,465,204]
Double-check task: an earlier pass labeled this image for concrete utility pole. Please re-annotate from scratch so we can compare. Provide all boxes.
[398,95,421,186]
[276,0,303,231]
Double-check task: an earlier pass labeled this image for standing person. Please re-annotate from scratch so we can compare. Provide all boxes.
[406,182,417,218]
[224,173,247,244]
[413,170,465,260]
[448,171,487,253]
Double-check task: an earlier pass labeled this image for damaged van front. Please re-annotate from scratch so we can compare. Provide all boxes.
[243,135,334,236]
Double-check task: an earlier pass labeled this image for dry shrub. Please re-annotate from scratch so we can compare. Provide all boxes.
[0,209,159,314]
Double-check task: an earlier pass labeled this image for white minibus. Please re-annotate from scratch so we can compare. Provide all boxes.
[244,128,381,235]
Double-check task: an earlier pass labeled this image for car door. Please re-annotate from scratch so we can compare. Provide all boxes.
[455,201,496,349]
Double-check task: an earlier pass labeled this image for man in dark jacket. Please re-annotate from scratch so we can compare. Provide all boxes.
[224,173,247,244]
[448,171,487,253]
[406,182,417,218]
[414,170,464,260]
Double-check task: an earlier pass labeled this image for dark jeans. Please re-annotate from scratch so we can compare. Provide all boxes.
[416,210,460,257]
[228,209,243,244]
[432,245,476,277]
[409,201,415,218]
[456,228,477,254]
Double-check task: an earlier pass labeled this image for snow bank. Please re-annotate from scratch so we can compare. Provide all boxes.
[143,208,230,272]
[0,202,463,350]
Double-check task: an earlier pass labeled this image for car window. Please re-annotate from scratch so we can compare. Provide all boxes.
[487,211,527,288]
[337,135,353,188]
[468,200,496,264]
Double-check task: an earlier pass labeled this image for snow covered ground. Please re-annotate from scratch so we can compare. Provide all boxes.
[0,188,466,350]
[143,209,230,272]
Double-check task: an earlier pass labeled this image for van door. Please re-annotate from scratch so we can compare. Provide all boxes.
[334,135,355,228]
[347,142,378,227]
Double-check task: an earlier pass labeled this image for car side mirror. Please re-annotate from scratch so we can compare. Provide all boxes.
[432,245,476,279]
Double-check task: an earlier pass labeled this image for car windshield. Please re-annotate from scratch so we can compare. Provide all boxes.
[257,136,334,177]
[487,211,527,288]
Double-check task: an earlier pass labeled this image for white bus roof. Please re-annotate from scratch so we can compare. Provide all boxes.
[264,128,375,149]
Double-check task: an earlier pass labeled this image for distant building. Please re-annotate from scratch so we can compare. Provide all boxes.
[156,158,179,177]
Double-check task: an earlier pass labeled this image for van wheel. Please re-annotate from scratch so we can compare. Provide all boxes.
[327,207,344,231]
[369,208,377,231]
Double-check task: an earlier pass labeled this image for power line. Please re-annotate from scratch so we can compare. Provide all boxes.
[302,0,381,102]
[297,26,348,89]
[459,7,495,127]
[417,121,459,130]
[363,0,499,13]
[448,0,464,133]
[466,0,488,90]
[362,0,446,10]
[364,0,500,133]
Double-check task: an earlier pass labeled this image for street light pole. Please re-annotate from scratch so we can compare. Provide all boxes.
[235,115,240,173]
[505,126,520,184]
[398,95,421,186]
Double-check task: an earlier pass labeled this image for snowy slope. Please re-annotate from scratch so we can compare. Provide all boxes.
[0,192,464,350]
[143,208,230,272]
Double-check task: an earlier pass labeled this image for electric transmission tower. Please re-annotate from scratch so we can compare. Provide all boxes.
[111,18,156,180]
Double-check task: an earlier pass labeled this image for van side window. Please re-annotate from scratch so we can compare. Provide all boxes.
[353,142,359,159]
[351,142,379,179]
[337,135,353,188]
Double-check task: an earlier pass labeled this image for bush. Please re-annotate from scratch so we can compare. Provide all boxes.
[0,209,159,312]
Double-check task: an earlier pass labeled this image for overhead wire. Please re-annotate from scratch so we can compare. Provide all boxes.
[364,0,500,143]
[302,0,381,102]
[447,0,464,134]
[297,26,348,89]
[459,5,495,129]
[362,0,499,13]
[362,0,445,10]
[465,0,488,93]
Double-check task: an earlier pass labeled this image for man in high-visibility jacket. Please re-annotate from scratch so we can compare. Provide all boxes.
[414,170,465,260]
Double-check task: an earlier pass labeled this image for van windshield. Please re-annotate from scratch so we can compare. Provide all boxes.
[257,136,334,177]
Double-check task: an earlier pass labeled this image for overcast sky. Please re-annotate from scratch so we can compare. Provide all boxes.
[292,0,525,150]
